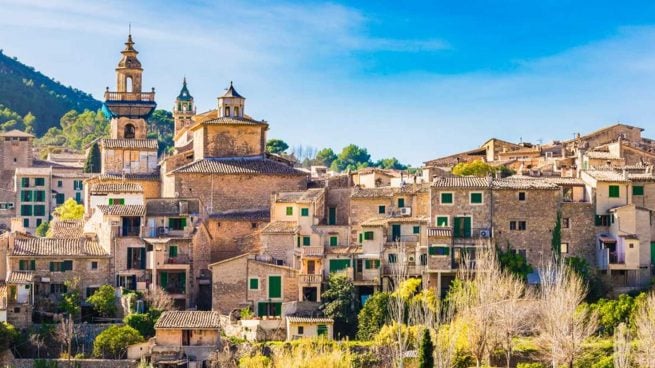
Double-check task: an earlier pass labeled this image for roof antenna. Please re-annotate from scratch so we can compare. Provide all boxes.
[129,23,131,35]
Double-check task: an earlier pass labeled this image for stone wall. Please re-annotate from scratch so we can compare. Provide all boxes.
[204,218,263,263]
[194,125,266,159]
[101,148,158,175]
[430,187,493,231]
[1,136,32,170]
[12,359,137,368]
[111,117,147,139]
[561,201,597,266]
[173,173,307,213]
[325,188,351,226]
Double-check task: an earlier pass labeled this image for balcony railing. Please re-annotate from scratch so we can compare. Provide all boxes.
[386,235,419,243]
[104,91,156,102]
[143,226,193,238]
[296,246,325,258]
[164,255,190,265]
[299,273,323,285]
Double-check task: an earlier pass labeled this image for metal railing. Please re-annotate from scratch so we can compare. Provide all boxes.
[164,254,191,265]
[387,234,419,243]
[104,91,156,102]
[297,246,325,257]
[299,274,323,284]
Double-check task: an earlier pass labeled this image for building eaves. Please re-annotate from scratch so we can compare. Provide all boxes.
[155,311,221,329]
[97,204,146,217]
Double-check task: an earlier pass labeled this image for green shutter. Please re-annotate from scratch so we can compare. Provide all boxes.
[34,205,45,216]
[329,259,350,272]
[127,248,133,269]
[358,233,363,243]
[160,272,168,288]
[301,208,309,217]
[470,192,483,204]
[49,262,55,272]
[180,218,187,227]
[436,216,448,227]
[413,226,420,234]
[268,276,282,298]
[364,231,374,240]
[328,207,336,225]
[30,260,36,270]
[317,325,328,336]
[249,278,259,290]
[21,177,29,188]
[330,236,338,246]
[180,273,186,292]
[63,260,73,271]
[19,260,25,270]
[20,205,32,216]
[441,193,453,204]
[609,185,620,198]
[378,205,386,214]
[303,236,311,246]
[286,207,293,215]
[34,178,45,186]
[398,198,405,208]
[56,193,65,205]
[633,186,645,196]
[169,245,178,258]
[258,302,267,316]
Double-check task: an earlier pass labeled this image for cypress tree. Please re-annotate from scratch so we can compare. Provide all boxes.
[418,328,434,368]
[551,211,562,263]
[84,141,101,173]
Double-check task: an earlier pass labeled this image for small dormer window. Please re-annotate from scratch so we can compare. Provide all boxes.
[234,107,239,117]
[225,106,230,117]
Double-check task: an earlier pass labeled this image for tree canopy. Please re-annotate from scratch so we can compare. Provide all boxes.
[320,274,357,338]
[84,141,101,173]
[330,144,372,172]
[87,284,117,318]
[53,198,84,220]
[38,109,109,151]
[93,325,144,359]
[147,109,174,155]
[266,139,289,154]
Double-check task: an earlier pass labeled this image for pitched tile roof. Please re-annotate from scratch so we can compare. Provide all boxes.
[200,116,267,127]
[431,177,490,188]
[90,183,144,194]
[0,129,34,138]
[286,316,334,324]
[146,198,201,216]
[92,173,161,181]
[48,219,84,239]
[13,238,107,257]
[585,151,621,160]
[262,221,299,234]
[155,311,221,329]
[7,271,34,284]
[491,177,559,190]
[275,189,324,203]
[584,170,630,182]
[172,157,306,176]
[101,138,158,150]
[351,184,427,199]
[97,204,146,217]
[209,208,270,221]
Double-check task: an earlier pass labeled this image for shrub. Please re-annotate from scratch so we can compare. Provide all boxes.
[239,354,272,368]
[517,363,546,368]
[93,325,144,359]
[124,313,155,338]
[0,322,18,351]
[87,285,117,317]
[356,292,389,340]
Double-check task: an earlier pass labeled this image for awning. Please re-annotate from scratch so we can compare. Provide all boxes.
[599,236,617,244]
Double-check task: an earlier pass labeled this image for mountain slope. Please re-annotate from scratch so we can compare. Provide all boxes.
[0,50,101,135]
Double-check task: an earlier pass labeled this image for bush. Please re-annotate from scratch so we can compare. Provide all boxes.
[0,322,18,351]
[93,325,144,359]
[239,354,272,368]
[356,292,389,340]
[87,285,117,317]
[124,313,155,338]
[517,364,546,368]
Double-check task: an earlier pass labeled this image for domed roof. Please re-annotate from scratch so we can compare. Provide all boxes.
[117,34,142,70]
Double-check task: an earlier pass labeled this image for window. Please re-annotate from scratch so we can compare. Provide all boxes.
[470,192,483,204]
[34,177,45,186]
[518,221,527,230]
[609,185,620,198]
[595,215,611,227]
[73,180,83,190]
[168,245,178,258]
[398,198,405,208]
[560,243,569,254]
[510,221,527,231]
[440,192,453,204]
[23,218,29,228]
[55,193,65,205]
[249,278,259,290]
[268,275,282,299]
[329,236,338,247]
[19,260,36,271]
[301,208,309,217]
[297,326,304,334]
[518,192,526,201]
[436,216,449,227]
[365,259,380,269]
[420,254,427,265]
[21,177,29,188]
[168,217,187,230]
[50,283,68,295]
[127,247,146,269]
[20,205,32,216]
[302,236,311,246]
[49,260,73,272]
[0,202,14,209]
[413,226,420,234]
[124,123,136,139]
[364,231,374,240]
[358,233,363,243]
[286,207,293,216]
[234,107,240,116]
[34,190,45,202]
[562,218,570,229]
[225,106,231,116]
[108,198,125,205]
[633,186,644,196]
[378,205,386,214]
[21,190,32,202]
[86,287,98,298]
[90,261,98,270]
[429,245,450,256]
[33,205,45,216]
[317,325,328,336]
[57,180,63,188]
[36,219,42,227]
[388,253,397,263]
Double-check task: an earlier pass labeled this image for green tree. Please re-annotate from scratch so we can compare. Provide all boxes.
[23,112,35,134]
[451,159,496,177]
[551,211,562,262]
[0,322,18,352]
[330,144,371,172]
[357,292,389,340]
[375,157,408,170]
[124,313,155,338]
[315,147,337,167]
[60,278,82,318]
[87,285,117,317]
[53,198,84,220]
[93,325,144,359]
[35,221,49,237]
[418,328,434,368]
[589,294,639,336]
[320,274,357,338]
[148,109,174,155]
[265,139,289,154]
[84,141,101,173]
[497,244,533,281]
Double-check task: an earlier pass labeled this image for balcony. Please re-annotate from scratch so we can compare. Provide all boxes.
[143,226,193,238]
[299,273,323,285]
[382,264,425,276]
[296,246,325,258]
[104,91,156,102]
[386,234,420,245]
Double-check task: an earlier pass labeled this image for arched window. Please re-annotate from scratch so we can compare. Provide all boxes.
[234,107,239,117]
[126,76,133,93]
[225,106,230,117]
[124,124,136,139]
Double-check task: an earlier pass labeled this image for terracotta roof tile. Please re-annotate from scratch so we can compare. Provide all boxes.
[91,183,144,194]
[7,271,34,284]
[101,139,158,150]
[585,151,621,160]
[199,116,267,127]
[97,204,146,217]
[584,170,630,182]
[155,311,221,329]
[172,157,306,176]
[492,178,559,190]
[431,177,490,188]
[92,173,161,181]
[286,316,334,324]
[209,208,270,221]
[275,189,324,203]
[13,238,107,257]
[262,221,299,234]
[48,219,84,239]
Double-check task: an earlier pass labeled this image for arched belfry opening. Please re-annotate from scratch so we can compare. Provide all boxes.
[124,123,136,139]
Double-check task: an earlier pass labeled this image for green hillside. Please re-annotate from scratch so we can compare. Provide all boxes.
[0,50,101,135]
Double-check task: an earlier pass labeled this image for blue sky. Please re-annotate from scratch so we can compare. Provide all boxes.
[2,0,655,165]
